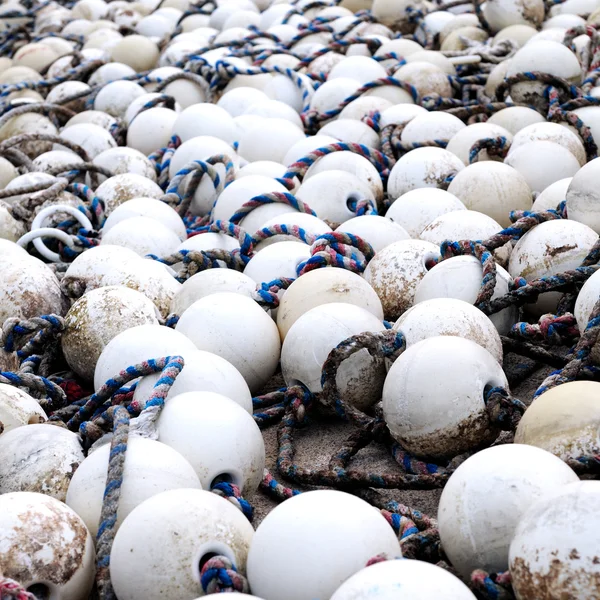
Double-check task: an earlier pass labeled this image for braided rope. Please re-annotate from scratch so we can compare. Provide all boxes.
[297,231,376,275]
[95,405,129,600]
[0,577,37,600]
[200,556,250,594]
[211,481,254,521]
[229,191,316,224]
[534,297,600,397]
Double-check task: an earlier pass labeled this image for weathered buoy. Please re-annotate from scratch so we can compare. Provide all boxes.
[0,424,84,501]
[0,384,47,434]
[383,336,508,459]
[111,489,254,600]
[0,492,95,600]
[508,219,598,314]
[62,285,160,381]
[438,444,578,578]
[364,240,440,321]
[509,481,600,600]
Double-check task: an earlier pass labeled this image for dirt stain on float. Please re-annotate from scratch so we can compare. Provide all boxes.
[511,556,600,600]
[1,502,87,586]
[517,243,579,280]
[330,284,351,295]
[544,243,577,259]
[402,410,497,462]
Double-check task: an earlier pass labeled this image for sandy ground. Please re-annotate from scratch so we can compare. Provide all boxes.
[249,352,554,527]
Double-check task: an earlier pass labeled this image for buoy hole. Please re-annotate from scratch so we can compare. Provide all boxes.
[483,384,494,404]
[210,472,234,488]
[346,192,362,211]
[424,251,440,271]
[27,584,50,600]
[198,552,219,572]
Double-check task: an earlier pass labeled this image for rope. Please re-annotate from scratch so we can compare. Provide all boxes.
[0,578,37,600]
[200,556,250,594]
[86,357,185,598]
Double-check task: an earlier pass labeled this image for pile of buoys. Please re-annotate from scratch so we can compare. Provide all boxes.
[0,0,599,597]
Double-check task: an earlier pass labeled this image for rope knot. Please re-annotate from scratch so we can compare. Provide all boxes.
[484,386,526,430]
[253,277,295,310]
[468,135,510,164]
[510,313,580,345]
[286,383,313,424]
[470,569,514,600]
[297,231,376,275]
[0,576,37,599]
[199,556,250,595]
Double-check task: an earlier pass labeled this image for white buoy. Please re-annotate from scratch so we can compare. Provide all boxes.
[57,122,117,159]
[420,210,502,246]
[566,156,600,233]
[505,41,581,109]
[364,239,440,320]
[393,297,503,363]
[510,121,586,167]
[0,492,95,600]
[438,444,578,578]
[277,268,384,339]
[282,302,387,411]
[383,336,508,459]
[504,141,580,193]
[387,147,465,199]
[170,269,257,316]
[295,170,376,226]
[508,219,599,314]
[66,437,201,537]
[100,215,182,258]
[175,293,281,393]
[133,349,252,414]
[0,384,47,433]
[415,255,518,335]
[386,188,466,238]
[509,481,600,600]
[0,424,84,502]
[515,380,600,461]
[335,216,410,252]
[247,490,401,600]
[330,559,477,600]
[447,162,532,227]
[0,254,65,325]
[62,285,159,381]
[102,197,186,240]
[157,391,265,492]
[95,173,163,215]
[93,323,197,391]
[111,489,255,600]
